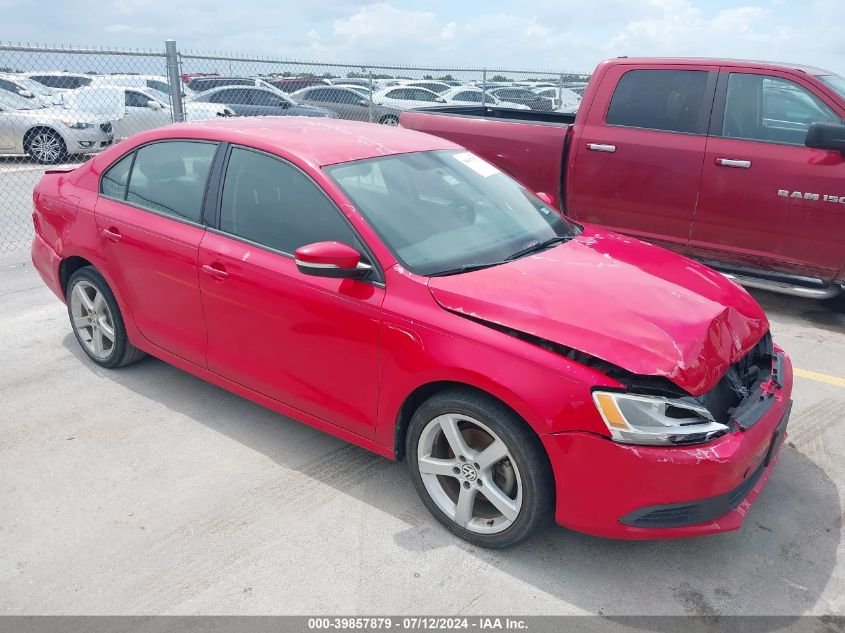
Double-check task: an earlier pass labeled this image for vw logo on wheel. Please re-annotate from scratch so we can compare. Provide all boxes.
[461,463,478,481]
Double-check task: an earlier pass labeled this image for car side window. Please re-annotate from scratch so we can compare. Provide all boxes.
[125,91,150,108]
[455,91,481,102]
[209,89,239,104]
[100,152,134,199]
[411,89,437,102]
[606,69,710,134]
[722,73,841,145]
[248,89,278,106]
[124,141,218,222]
[220,147,358,254]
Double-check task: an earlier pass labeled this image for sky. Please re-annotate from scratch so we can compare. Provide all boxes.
[1,0,844,76]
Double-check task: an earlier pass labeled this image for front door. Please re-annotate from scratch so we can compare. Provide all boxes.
[198,145,383,438]
[689,69,845,276]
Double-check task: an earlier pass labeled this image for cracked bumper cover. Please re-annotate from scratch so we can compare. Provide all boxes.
[541,351,793,539]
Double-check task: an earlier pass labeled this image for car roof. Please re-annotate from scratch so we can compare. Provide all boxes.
[130,117,460,167]
[609,57,836,76]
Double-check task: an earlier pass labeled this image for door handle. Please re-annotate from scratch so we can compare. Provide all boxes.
[100,227,121,242]
[201,263,229,279]
[587,143,616,153]
[716,158,752,169]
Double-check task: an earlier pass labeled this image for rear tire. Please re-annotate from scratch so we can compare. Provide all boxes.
[24,128,68,164]
[66,267,145,368]
[406,389,554,548]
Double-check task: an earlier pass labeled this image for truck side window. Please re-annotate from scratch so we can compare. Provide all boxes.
[722,73,840,145]
[606,69,709,134]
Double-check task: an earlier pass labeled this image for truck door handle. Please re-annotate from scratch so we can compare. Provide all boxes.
[100,227,122,242]
[716,158,752,169]
[587,143,616,153]
[201,263,229,279]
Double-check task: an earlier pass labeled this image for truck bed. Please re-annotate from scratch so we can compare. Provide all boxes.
[400,107,573,207]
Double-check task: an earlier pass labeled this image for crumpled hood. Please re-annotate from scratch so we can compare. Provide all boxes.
[427,228,769,395]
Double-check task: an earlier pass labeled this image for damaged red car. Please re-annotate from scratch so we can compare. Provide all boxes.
[31,118,793,548]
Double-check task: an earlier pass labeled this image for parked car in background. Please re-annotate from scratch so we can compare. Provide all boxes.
[440,87,529,110]
[401,81,453,95]
[402,57,845,299]
[372,86,446,110]
[268,77,331,93]
[55,86,230,139]
[0,74,57,103]
[0,91,112,163]
[291,86,401,125]
[22,72,94,92]
[562,81,589,96]
[485,87,554,111]
[190,85,335,118]
[91,74,196,102]
[186,76,279,94]
[532,86,582,113]
[31,117,792,548]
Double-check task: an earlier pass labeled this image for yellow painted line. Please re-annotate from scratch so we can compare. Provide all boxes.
[794,368,845,388]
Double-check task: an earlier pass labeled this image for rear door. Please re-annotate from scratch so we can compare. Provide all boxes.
[568,64,718,248]
[689,69,845,276]
[95,140,219,365]
[198,145,384,438]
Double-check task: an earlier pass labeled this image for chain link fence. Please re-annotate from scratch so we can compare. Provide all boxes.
[0,40,589,255]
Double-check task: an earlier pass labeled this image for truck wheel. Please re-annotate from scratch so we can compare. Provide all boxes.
[406,389,554,548]
[66,267,145,368]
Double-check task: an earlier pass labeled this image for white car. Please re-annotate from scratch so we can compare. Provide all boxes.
[440,87,529,110]
[371,86,446,110]
[21,72,94,92]
[0,91,113,163]
[0,74,58,105]
[90,74,196,105]
[533,86,582,113]
[400,81,453,95]
[54,86,229,139]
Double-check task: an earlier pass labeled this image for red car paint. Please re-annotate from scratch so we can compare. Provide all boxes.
[31,118,793,539]
[400,57,845,287]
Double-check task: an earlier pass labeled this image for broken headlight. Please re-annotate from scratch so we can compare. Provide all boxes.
[592,391,729,446]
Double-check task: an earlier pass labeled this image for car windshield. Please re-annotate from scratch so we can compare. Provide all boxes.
[0,91,43,110]
[15,77,55,96]
[326,150,580,276]
[819,75,845,99]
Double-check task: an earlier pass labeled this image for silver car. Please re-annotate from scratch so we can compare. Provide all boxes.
[0,92,113,163]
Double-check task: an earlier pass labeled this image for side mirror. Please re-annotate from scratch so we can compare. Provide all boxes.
[294,241,371,279]
[279,99,290,108]
[358,98,369,107]
[806,122,845,154]
[18,90,34,98]
[147,100,162,110]
[435,97,446,103]
[536,192,556,206]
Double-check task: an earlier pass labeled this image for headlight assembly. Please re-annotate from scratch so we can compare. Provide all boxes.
[61,120,94,130]
[592,391,729,446]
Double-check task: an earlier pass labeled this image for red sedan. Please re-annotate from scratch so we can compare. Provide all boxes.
[31,118,793,547]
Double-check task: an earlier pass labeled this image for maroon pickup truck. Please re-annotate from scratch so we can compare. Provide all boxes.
[401,57,845,299]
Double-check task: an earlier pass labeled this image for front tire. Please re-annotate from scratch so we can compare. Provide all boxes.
[66,267,145,368]
[24,128,67,164]
[406,389,554,548]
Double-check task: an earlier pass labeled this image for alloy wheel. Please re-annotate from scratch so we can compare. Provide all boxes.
[70,280,116,359]
[28,131,63,163]
[416,413,523,534]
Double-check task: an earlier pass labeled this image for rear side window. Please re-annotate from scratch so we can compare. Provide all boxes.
[606,69,710,134]
[100,153,134,199]
[124,141,218,222]
[220,147,357,254]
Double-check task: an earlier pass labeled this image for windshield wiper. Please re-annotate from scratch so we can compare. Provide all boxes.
[505,235,573,261]
[428,261,508,277]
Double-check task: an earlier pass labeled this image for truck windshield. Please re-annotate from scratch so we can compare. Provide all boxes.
[819,75,845,99]
[326,150,580,276]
